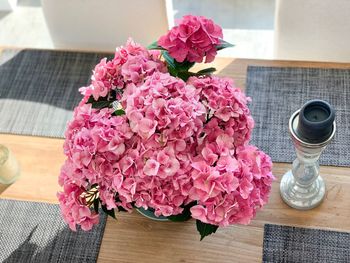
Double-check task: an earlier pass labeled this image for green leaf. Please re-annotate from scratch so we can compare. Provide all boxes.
[91,100,111,109]
[162,51,177,70]
[161,50,196,79]
[196,220,219,241]
[115,195,128,212]
[93,198,100,214]
[87,94,115,110]
[147,41,165,50]
[114,109,125,116]
[87,96,95,104]
[173,60,195,72]
[117,206,128,212]
[177,71,196,82]
[167,65,178,77]
[196,67,217,75]
[216,39,235,51]
[161,51,196,80]
[167,201,196,222]
[101,204,116,219]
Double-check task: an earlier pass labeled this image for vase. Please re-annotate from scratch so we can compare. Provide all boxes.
[136,207,168,221]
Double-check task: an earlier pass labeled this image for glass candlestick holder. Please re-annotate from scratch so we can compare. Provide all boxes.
[0,145,20,185]
[280,100,336,210]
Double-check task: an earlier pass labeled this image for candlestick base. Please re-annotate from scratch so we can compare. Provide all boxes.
[280,170,326,210]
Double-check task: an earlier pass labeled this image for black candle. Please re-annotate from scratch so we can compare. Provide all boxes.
[296,100,335,143]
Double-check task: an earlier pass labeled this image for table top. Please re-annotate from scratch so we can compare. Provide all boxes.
[1,51,350,263]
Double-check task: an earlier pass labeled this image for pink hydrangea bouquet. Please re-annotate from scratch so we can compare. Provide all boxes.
[58,15,274,240]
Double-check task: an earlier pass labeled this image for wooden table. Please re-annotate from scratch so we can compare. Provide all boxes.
[1,54,350,263]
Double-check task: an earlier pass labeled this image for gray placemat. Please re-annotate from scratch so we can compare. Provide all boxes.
[0,49,111,138]
[246,66,350,167]
[0,49,21,65]
[263,224,350,263]
[0,198,107,263]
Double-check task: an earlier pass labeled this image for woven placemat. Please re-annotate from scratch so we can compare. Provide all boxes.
[0,49,111,138]
[0,199,107,263]
[263,224,350,263]
[246,66,350,167]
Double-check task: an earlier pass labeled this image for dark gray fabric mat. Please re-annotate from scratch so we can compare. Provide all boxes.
[0,49,111,138]
[0,49,21,65]
[0,198,107,263]
[246,66,350,167]
[263,224,350,263]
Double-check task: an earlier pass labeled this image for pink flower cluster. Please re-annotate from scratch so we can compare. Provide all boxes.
[59,104,134,228]
[59,36,273,232]
[120,73,205,216]
[79,39,166,102]
[189,145,273,227]
[158,15,223,63]
[57,183,99,231]
[188,76,254,147]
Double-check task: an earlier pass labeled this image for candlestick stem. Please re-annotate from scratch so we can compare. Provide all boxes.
[280,145,326,210]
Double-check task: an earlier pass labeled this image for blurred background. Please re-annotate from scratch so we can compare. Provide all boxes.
[1,0,349,62]
[0,0,275,59]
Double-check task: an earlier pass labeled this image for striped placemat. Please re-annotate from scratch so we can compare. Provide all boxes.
[263,224,350,263]
[246,66,350,167]
[0,199,107,263]
[0,49,111,138]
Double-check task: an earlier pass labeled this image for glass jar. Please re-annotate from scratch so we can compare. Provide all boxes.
[0,145,20,185]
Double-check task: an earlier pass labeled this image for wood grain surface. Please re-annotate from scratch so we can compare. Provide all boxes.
[1,55,350,262]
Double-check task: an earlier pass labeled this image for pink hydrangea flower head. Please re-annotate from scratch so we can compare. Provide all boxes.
[80,38,167,101]
[188,75,254,147]
[124,72,206,142]
[57,183,99,231]
[158,15,223,63]
[189,145,273,227]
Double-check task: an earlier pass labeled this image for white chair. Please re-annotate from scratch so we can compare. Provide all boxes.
[0,0,16,10]
[274,0,350,62]
[41,0,171,51]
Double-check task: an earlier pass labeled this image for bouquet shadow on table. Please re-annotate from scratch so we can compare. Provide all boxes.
[3,226,42,263]
[3,226,88,263]
[2,211,105,263]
